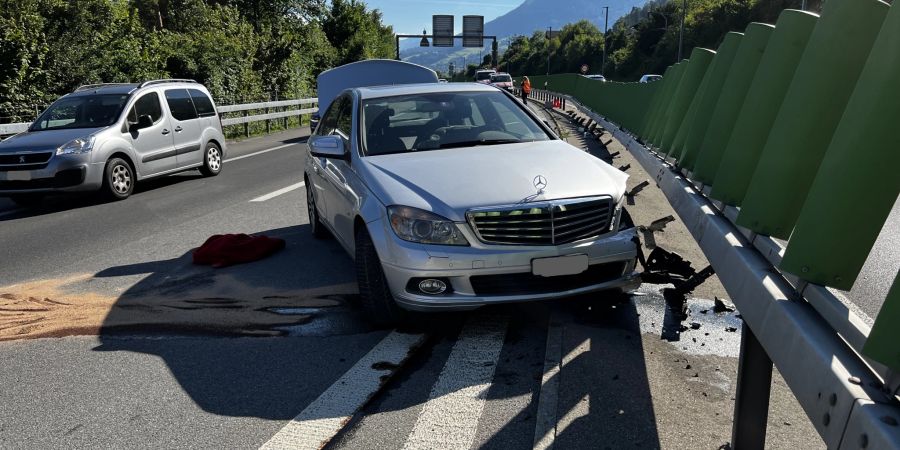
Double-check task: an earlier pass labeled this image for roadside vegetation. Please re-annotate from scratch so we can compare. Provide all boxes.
[498,0,824,82]
[0,0,395,122]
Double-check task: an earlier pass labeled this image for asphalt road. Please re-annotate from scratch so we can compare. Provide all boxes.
[0,121,830,449]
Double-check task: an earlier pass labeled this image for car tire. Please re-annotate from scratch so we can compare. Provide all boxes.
[8,194,44,207]
[306,177,329,239]
[355,227,405,327]
[103,157,134,200]
[199,142,222,177]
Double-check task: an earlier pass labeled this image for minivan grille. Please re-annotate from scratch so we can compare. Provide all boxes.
[467,197,614,246]
[0,152,53,171]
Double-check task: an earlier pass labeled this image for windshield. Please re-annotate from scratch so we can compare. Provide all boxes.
[475,71,494,81]
[30,94,131,131]
[361,91,552,156]
[491,75,512,83]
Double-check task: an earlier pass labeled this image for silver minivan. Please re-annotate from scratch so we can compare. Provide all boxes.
[0,79,227,205]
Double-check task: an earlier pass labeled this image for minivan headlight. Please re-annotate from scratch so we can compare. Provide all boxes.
[56,136,95,155]
[388,206,469,246]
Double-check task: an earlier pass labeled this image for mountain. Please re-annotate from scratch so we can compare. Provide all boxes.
[399,0,650,71]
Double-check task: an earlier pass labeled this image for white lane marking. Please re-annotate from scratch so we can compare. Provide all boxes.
[533,311,565,450]
[250,182,305,202]
[552,336,591,438]
[224,142,298,163]
[402,315,509,450]
[259,331,426,450]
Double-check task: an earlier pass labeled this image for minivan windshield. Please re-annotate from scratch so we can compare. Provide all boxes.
[30,94,131,131]
[361,90,551,156]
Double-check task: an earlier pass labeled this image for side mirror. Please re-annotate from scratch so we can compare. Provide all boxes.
[130,114,153,133]
[309,135,347,159]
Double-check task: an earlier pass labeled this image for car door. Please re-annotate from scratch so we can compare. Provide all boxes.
[126,91,177,177]
[163,89,203,168]
[321,94,359,247]
[308,95,345,225]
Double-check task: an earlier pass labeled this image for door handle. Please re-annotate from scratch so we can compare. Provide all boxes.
[161,129,170,135]
[174,126,183,132]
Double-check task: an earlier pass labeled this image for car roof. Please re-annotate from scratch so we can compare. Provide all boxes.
[66,84,141,97]
[355,82,499,100]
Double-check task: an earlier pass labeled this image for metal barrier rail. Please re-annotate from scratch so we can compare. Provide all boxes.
[1,97,319,139]
[565,92,900,449]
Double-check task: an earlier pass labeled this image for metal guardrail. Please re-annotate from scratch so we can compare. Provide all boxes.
[0,97,319,139]
[561,92,900,449]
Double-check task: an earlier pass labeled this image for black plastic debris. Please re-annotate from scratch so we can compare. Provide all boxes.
[714,297,735,313]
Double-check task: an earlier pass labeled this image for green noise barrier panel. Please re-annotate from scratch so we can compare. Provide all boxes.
[659,49,714,153]
[688,24,772,180]
[676,32,743,169]
[780,1,900,292]
[668,62,710,160]
[864,275,900,372]
[709,10,818,205]
[638,65,675,136]
[647,62,686,147]
[736,0,890,239]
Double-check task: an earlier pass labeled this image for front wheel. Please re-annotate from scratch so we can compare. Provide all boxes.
[199,143,222,177]
[306,177,328,239]
[102,157,134,200]
[355,227,405,327]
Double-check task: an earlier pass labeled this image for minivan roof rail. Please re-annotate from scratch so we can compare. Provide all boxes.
[138,79,198,88]
[73,83,136,92]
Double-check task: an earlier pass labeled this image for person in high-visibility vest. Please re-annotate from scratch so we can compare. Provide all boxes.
[521,76,531,103]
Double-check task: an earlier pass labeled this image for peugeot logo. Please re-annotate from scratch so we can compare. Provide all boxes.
[19,156,26,163]
[533,175,548,193]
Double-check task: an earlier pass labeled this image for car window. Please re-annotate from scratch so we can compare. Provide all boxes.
[360,91,551,156]
[164,89,199,121]
[316,96,344,136]
[127,92,163,124]
[334,96,352,139]
[188,89,216,117]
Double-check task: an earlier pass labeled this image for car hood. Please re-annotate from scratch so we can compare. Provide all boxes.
[357,140,628,222]
[0,128,105,153]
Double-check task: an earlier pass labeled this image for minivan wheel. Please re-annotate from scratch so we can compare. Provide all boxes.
[355,227,405,327]
[8,194,44,207]
[306,177,329,239]
[199,143,222,176]
[103,157,134,200]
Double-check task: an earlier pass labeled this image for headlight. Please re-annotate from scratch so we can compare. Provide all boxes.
[388,206,469,246]
[56,136,95,155]
[611,195,626,231]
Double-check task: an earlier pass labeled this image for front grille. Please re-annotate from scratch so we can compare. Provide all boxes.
[470,261,627,296]
[467,196,614,245]
[0,152,53,171]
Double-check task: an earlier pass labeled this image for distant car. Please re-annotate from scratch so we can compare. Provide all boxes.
[474,69,497,84]
[438,78,449,83]
[0,79,226,205]
[584,74,607,82]
[489,73,513,92]
[640,74,663,83]
[305,64,639,325]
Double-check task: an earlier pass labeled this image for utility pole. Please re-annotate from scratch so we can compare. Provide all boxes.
[546,27,552,76]
[678,0,686,61]
[602,6,609,76]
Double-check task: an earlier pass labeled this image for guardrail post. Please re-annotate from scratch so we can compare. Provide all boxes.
[243,110,249,138]
[265,106,271,134]
[731,323,773,449]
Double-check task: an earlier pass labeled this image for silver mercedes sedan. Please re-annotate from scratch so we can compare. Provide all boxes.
[304,82,639,325]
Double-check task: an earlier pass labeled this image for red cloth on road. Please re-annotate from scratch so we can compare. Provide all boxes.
[192,234,286,268]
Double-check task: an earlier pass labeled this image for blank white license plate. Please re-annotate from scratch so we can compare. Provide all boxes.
[7,171,32,181]
[532,254,589,277]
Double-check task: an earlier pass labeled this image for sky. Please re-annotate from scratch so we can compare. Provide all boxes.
[362,0,523,35]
